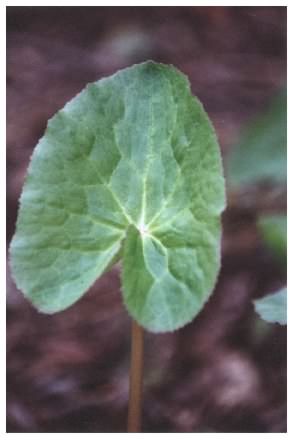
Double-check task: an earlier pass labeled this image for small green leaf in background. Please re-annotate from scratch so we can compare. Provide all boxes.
[227,89,287,188]
[254,288,287,325]
[10,61,226,332]
[258,214,287,265]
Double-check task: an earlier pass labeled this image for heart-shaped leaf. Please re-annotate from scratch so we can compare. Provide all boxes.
[10,61,226,332]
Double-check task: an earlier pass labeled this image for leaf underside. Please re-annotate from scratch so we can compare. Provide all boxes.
[254,288,287,325]
[10,61,226,332]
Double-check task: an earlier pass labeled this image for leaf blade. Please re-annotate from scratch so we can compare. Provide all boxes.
[254,288,287,325]
[10,61,225,331]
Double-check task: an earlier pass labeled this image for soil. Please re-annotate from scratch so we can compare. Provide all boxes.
[6,6,287,433]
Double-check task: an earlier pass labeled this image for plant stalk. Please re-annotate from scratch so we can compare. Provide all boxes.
[128,319,144,432]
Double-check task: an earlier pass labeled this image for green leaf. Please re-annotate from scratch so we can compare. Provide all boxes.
[258,214,287,265]
[254,288,287,325]
[227,89,287,188]
[10,61,226,332]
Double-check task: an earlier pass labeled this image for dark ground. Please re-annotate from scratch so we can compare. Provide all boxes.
[6,6,287,433]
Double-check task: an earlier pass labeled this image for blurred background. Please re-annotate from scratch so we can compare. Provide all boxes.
[6,6,287,433]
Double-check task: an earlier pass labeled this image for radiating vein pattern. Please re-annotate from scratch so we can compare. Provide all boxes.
[10,61,225,331]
